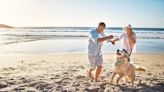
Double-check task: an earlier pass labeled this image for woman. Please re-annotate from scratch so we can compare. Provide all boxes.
[112,24,136,57]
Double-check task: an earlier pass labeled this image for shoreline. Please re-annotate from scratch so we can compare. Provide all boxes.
[1,38,164,54]
[0,52,164,55]
[1,37,164,46]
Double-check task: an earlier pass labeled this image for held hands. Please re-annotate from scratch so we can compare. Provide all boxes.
[106,35,115,45]
[111,41,115,45]
[108,35,113,39]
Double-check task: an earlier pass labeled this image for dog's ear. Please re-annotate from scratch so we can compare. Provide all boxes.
[122,49,130,57]
[122,49,128,54]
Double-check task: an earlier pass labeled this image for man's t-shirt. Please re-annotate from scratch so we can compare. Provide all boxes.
[88,29,105,56]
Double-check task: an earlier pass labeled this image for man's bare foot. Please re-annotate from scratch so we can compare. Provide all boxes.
[87,70,94,81]
[95,78,100,82]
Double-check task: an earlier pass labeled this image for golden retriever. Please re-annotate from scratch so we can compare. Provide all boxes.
[110,49,135,84]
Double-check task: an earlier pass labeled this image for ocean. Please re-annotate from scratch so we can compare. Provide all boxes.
[0,27,164,54]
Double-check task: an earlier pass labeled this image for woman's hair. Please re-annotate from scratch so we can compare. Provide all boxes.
[127,24,136,44]
[127,24,134,35]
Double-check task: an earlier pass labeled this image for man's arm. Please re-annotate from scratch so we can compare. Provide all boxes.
[97,35,113,42]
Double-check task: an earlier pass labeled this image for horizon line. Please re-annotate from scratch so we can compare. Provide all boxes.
[15,26,164,29]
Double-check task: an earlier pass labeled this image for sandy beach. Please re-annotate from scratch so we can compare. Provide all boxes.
[1,0,164,92]
[0,53,163,92]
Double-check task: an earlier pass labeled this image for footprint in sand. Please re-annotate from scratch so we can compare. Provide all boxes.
[50,74,61,80]
[0,81,8,89]
[55,77,72,85]
[75,75,86,80]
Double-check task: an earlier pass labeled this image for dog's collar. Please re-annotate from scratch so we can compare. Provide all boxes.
[117,59,126,64]
[117,60,126,62]
[117,57,127,61]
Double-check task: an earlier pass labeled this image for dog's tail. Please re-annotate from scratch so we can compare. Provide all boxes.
[134,64,146,72]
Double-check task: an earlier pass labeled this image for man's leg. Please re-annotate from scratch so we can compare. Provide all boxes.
[88,56,95,81]
[88,68,94,80]
[95,56,103,82]
[95,66,102,82]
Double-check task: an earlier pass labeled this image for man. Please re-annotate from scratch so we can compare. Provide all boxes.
[88,22,113,82]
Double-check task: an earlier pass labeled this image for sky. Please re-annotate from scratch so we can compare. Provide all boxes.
[0,0,164,27]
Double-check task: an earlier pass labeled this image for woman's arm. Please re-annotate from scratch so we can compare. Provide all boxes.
[111,33,125,45]
[111,33,124,42]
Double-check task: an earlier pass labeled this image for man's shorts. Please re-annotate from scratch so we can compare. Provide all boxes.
[88,55,103,70]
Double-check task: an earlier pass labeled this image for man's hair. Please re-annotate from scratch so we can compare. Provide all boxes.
[98,22,106,28]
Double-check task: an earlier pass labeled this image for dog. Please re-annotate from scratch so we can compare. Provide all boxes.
[110,49,135,84]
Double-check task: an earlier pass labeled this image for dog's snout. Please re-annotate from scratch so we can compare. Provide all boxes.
[116,49,121,55]
[117,49,119,53]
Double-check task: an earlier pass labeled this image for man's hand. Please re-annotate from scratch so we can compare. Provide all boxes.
[107,35,113,39]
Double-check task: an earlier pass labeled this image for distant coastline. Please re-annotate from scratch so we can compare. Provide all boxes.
[0,24,13,28]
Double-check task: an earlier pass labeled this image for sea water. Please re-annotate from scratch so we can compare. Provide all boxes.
[0,27,164,54]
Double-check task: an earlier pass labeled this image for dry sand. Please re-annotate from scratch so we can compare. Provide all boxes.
[0,53,163,92]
